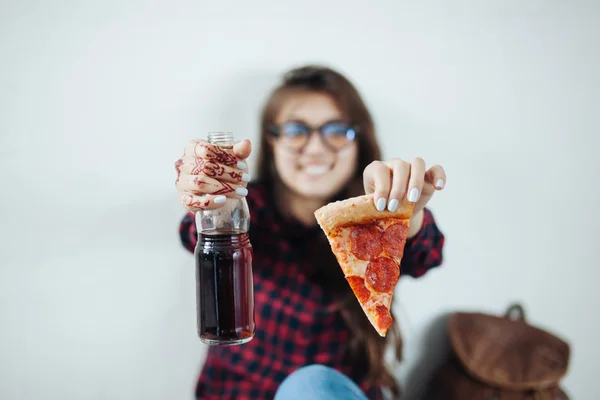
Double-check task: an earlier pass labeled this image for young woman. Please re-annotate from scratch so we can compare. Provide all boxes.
[175,65,446,399]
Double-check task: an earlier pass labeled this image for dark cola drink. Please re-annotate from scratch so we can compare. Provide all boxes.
[196,230,255,345]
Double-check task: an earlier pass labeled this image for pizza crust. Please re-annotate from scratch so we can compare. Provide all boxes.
[314,193,414,233]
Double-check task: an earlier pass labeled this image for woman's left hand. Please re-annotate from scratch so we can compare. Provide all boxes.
[363,158,446,236]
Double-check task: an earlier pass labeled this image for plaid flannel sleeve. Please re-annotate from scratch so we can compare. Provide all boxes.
[400,208,445,278]
[179,212,197,254]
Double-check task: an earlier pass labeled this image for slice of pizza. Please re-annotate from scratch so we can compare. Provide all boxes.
[314,194,414,336]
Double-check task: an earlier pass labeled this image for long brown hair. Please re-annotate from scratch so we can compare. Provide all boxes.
[255,65,404,397]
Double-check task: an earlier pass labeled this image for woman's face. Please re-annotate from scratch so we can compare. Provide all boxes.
[271,92,358,200]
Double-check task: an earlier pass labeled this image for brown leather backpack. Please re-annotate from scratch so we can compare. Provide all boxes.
[422,304,571,400]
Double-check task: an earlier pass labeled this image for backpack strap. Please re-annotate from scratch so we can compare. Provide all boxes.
[504,303,526,321]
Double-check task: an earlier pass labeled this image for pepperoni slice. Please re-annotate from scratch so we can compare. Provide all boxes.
[350,224,382,261]
[346,276,371,303]
[365,257,399,293]
[382,222,409,258]
[375,305,393,331]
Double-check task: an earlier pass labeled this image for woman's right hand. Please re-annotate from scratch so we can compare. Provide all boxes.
[175,139,252,212]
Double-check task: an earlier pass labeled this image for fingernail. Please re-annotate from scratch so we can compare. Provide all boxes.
[237,161,247,169]
[387,199,399,212]
[408,188,420,203]
[214,195,226,204]
[375,197,386,211]
[236,187,248,196]
[436,179,444,189]
[242,173,251,182]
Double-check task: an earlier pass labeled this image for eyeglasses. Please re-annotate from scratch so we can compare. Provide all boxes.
[267,121,358,152]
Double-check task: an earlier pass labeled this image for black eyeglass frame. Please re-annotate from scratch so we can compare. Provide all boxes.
[266,120,359,152]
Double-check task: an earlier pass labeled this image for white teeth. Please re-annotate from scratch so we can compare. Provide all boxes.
[303,165,330,176]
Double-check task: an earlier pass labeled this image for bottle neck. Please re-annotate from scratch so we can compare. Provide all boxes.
[208,132,235,147]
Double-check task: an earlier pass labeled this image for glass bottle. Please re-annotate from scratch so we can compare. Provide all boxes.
[194,132,255,345]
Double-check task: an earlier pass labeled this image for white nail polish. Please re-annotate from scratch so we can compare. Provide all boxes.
[214,196,226,204]
[375,197,386,211]
[242,173,251,182]
[387,199,399,212]
[236,187,248,196]
[436,179,444,189]
[408,188,420,203]
[237,161,247,169]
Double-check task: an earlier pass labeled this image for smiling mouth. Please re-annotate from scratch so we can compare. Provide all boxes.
[301,165,331,177]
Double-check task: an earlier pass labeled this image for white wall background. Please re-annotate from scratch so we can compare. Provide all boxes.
[1,0,599,399]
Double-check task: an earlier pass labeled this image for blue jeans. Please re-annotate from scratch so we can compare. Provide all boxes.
[274,365,368,400]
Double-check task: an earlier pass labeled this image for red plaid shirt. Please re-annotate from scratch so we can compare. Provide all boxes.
[179,182,445,399]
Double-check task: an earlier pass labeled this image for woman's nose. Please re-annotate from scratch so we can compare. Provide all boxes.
[302,131,328,154]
